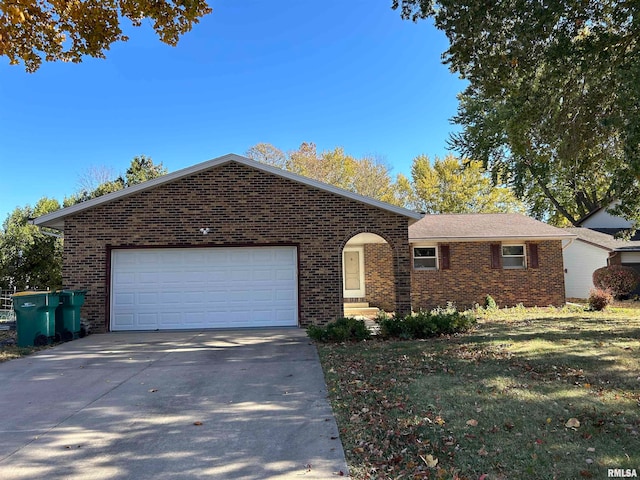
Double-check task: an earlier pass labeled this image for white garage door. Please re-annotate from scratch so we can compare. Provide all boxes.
[111,246,298,331]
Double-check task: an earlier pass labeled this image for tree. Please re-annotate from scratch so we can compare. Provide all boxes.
[247,142,408,207]
[410,154,525,214]
[0,0,212,72]
[0,197,62,290]
[64,155,167,206]
[392,0,640,225]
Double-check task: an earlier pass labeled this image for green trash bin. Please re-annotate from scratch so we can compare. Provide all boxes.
[55,290,87,342]
[12,291,60,347]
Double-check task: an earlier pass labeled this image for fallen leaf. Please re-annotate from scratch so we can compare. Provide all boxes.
[546,417,552,424]
[535,439,544,445]
[479,475,488,480]
[420,454,438,468]
[584,383,591,389]
[566,418,581,428]
[435,416,446,426]
[477,446,488,456]
[467,419,479,427]
[580,470,593,478]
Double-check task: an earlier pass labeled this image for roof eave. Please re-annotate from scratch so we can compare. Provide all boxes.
[32,154,422,231]
[409,234,577,243]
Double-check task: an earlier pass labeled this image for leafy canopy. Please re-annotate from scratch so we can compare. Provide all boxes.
[0,0,212,72]
[411,154,525,214]
[392,0,640,225]
[246,142,410,207]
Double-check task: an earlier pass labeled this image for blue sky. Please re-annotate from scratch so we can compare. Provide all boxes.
[0,0,466,223]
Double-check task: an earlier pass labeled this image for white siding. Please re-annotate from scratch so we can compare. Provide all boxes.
[563,240,610,298]
[581,203,632,229]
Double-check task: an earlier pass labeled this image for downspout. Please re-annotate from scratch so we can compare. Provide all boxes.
[561,237,576,250]
[29,220,64,239]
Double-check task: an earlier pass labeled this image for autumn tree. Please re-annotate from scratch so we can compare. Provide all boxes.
[0,0,212,72]
[0,197,62,290]
[411,154,525,214]
[247,142,409,207]
[392,0,640,225]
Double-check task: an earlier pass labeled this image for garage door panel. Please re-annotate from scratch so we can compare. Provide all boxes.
[111,247,298,331]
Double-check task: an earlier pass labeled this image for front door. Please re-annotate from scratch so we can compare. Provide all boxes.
[343,247,365,298]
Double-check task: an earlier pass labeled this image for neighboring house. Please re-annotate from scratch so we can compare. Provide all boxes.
[563,204,640,298]
[34,154,572,333]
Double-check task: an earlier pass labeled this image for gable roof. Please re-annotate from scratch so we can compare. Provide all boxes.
[566,227,640,252]
[409,213,575,242]
[33,154,422,231]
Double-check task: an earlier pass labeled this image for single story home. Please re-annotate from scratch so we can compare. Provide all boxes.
[34,154,574,333]
[563,204,640,298]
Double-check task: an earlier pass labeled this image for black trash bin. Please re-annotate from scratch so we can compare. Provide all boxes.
[55,290,87,342]
[13,291,60,347]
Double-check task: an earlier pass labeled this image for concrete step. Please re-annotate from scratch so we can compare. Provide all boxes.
[343,306,380,318]
[344,302,369,309]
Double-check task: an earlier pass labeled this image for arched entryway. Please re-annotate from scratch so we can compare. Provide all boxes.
[342,231,397,316]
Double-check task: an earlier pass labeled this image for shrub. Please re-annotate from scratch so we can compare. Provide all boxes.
[377,307,476,340]
[306,317,371,343]
[588,288,613,311]
[592,265,640,299]
[484,295,498,310]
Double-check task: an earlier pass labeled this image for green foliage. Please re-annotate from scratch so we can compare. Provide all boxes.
[306,317,371,343]
[1,1,212,73]
[0,198,62,290]
[392,0,640,226]
[592,265,640,299]
[64,156,167,206]
[588,288,613,311]
[484,294,498,310]
[377,306,476,340]
[411,154,525,214]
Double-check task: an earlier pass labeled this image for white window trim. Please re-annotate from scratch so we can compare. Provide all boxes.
[502,244,526,269]
[413,245,439,271]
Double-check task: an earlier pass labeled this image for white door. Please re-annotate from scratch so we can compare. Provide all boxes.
[111,246,298,331]
[343,246,365,298]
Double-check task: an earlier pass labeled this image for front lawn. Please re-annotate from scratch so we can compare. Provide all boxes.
[318,305,640,479]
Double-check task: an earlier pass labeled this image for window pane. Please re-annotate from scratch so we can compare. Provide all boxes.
[502,245,524,256]
[414,247,436,258]
[503,256,525,268]
[414,258,437,269]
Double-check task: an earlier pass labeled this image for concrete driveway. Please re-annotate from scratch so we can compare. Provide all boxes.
[0,329,349,479]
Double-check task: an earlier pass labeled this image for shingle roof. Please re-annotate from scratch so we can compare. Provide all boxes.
[565,227,640,251]
[409,213,575,242]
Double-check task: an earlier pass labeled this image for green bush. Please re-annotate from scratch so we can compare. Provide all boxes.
[306,317,371,343]
[377,306,476,340]
[588,288,613,311]
[484,294,498,310]
[592,265,640,299]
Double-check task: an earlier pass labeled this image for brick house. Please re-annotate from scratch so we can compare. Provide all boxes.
[34,154,573,333]
[354,213,574,312]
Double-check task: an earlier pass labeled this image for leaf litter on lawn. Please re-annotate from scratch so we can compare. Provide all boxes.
[317,309,640,479]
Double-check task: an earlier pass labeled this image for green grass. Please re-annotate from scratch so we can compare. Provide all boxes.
[317,305,640,479]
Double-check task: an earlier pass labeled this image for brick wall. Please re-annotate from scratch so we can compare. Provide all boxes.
[410,241,566,310]
[363,243,396,311]
[61,162,412,332]
[363,240,566,311]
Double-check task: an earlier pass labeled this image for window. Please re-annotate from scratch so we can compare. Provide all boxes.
[502,245,526,269]
[413,247,438,270]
